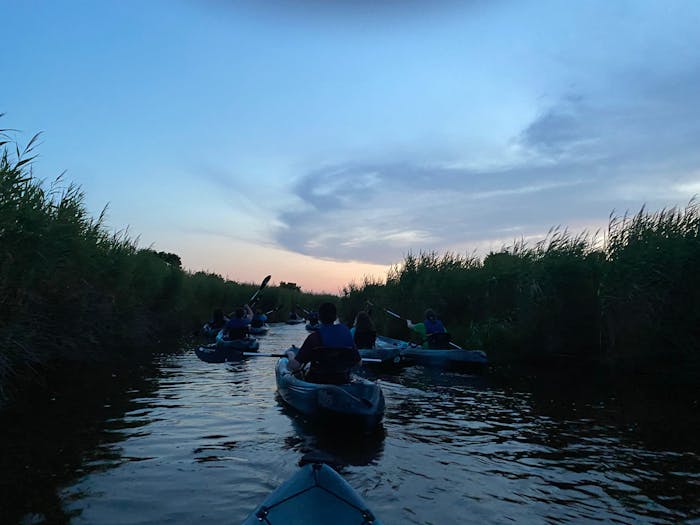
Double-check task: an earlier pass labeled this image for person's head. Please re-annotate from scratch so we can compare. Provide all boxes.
[424,309,437,321]
[354,310,374,330]
[234,307,245,319]
[318,302,337,324]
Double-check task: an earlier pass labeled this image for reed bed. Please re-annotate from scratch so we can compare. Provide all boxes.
[0,127,328,402]
[340,205,700,371]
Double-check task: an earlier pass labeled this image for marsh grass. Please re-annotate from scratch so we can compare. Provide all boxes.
[0,127,328,402]
[340,205,700,371]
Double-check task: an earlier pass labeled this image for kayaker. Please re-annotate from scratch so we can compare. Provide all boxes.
[350,310,377,349]
[224,303,253,340]
[207,308,227,330]
[250,309,267,329]
[407,309,450,348]
[286,302,361,383]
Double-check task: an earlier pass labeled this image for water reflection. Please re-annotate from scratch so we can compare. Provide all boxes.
[0,329,698,524]
[276,396,386,467]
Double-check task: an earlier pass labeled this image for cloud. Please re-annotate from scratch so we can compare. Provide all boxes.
[272,63,700,265]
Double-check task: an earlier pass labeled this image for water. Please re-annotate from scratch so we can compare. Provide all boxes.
[1,323,699,524]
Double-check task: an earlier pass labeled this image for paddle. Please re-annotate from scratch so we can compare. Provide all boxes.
[264,305,283,316]
[249,275,272,305]
[243,352,381,363]
[384,307,462,349]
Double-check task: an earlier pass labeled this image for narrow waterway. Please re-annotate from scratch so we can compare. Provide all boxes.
[1,323,698,524]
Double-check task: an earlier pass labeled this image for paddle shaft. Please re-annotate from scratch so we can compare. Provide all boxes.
[386,307,462,349]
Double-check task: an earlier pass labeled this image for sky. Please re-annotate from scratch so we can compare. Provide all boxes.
[3,0,700,293]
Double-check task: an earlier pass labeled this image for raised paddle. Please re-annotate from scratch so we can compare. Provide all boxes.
[242,352,381,363]
[249,275,272,305]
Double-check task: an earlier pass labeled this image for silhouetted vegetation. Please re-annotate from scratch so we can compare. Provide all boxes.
[340,204,700,374]
[0,125,331,403]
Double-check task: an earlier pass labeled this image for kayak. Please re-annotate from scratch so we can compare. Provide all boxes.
[285,318,305,325]
[305,322,320,331]
[201,323,223,338]
[358,346,406,369]
[249,324,270,335]
[275,356,385,432]
[215,332,260,350]
[241,462,383,524]
[194,343,257,363]
[375,335,488,370]
[195,335,261,363]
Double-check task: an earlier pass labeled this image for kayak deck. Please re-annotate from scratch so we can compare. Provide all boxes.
[242,463,382,524]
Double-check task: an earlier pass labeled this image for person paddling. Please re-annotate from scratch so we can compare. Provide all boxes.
[207,308,227,330]
[224,303,253,340]
[286,302,361,384]
[250,308,268,329]
[350,310,377,349]
[407,308,450,349]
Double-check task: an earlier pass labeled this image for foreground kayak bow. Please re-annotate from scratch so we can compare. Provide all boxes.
[241,462,383,524]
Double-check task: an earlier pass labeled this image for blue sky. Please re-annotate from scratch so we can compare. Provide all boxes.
[3,1,700,292]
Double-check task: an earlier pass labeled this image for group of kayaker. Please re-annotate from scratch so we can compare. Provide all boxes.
[204,305,270,339]
[205,298,451,382]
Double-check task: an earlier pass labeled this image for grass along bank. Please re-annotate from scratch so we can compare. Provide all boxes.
[339,204,700,375]
[0,126,332,404]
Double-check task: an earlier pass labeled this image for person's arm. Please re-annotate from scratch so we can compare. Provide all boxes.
[406,319,415,330]
[286,333,320,371]
[243,304,253,320]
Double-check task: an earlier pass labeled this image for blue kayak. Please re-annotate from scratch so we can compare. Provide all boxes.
[305,322,320,331]
[275,356,385,432]
[357,346,407,369]
[195,336,260,363]
[201,323,223,338]
[242,462,383,524]
[375,335,488,370]
[249,324,270,335]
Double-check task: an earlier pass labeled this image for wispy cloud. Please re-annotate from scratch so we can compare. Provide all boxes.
[273,65,700,264]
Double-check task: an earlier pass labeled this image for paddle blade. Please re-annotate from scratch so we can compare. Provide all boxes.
[249,275,272,303]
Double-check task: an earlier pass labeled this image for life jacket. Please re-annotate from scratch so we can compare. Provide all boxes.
[354,329,377,349]
[424,318,446,335]
[305,347,359,385]
[305,324,357,384]
[319,323,355,348]
[225,317,250,340]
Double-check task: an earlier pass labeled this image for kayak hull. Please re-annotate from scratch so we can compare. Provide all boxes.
[275,357,384,432]
[242,462,383,525]
[375,335,488,370]
[195,336,260,363]
[358,346,407,369]
[249,324,270,335]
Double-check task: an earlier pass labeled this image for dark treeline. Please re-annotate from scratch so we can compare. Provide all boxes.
[0,127,333,404]
[340,204,700,375]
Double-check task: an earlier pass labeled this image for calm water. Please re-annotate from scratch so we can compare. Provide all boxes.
[1,323,699,524]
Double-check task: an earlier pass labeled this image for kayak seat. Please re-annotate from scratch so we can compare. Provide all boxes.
[306,347,358,385]
[427,332,452,349]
